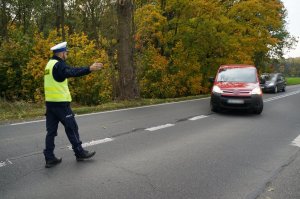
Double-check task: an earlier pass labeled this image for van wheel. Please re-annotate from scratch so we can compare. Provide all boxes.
[282,86,286,92]
[210,103,220,113]
[253,105,263,114]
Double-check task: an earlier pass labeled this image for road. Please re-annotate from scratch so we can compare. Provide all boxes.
[1,85,300,199]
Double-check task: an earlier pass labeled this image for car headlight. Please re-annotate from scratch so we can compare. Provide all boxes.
[212,86,223,94]
[268,82,274,86]
[251,87,262,95]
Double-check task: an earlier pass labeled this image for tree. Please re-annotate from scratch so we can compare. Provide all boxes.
[0,0,296,101]
[116,0,139,100]
[226,0,293,71]
[0,25,33,100]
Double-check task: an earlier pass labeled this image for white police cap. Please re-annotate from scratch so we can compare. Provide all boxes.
[50,42,67,53]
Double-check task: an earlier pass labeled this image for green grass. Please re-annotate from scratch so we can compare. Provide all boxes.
[0,100,45,124]
[0,95,209,124]
[286,77,300,85]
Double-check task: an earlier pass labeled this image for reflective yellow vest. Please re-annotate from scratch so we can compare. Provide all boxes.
[44,59,72,102]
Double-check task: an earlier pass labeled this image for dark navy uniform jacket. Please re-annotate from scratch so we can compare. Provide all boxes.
[46,55,91,107]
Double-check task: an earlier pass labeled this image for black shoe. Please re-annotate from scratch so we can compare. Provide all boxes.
[45,157,62,168]
[76,150,96,161]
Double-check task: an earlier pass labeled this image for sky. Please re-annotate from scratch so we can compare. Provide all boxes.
[282,0,300,58]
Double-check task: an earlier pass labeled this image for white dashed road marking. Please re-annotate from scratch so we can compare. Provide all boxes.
[67,138,114,150]
[145,124,175,132]
[264,90,300,103]
[291,135,300,148]
[189,115,208,121]
[3,90,300,169]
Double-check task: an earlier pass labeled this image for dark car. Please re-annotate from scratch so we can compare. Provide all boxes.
[260,73,286,93]
[210,64,263,114]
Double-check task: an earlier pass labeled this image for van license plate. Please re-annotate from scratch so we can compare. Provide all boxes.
[227,99,244,104]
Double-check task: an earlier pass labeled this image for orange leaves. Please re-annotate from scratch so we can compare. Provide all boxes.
[21,31,58,101]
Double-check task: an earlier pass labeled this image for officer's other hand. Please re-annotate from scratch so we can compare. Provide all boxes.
[90,62,103,72]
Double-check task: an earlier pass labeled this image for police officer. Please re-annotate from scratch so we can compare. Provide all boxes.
[44,41,103,168]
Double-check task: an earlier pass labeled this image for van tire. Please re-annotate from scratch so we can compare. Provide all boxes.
[210,103,220,113]
[253,105,263,114]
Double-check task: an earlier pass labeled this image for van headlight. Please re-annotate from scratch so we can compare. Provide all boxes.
[212,86,223,94]
[251,87,262,95]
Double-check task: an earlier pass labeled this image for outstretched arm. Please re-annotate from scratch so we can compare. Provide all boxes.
[53,62,103,82]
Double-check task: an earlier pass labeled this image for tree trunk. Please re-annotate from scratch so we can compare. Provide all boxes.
[60,0,65,41]
[55,0,60,36]
[0,0,8,40]
[55,0,65,40]
[116,0,139,100]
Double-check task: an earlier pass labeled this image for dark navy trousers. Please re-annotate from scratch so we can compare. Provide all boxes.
[44,103,84,160]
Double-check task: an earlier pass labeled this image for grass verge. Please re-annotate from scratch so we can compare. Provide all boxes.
[0,95,209,125]
[286,77,300,85]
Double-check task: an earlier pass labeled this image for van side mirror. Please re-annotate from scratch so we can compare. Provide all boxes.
[209,77,215,83]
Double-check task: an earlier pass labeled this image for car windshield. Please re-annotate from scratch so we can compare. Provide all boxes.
[264,74,276,81]
[217,67,257,83]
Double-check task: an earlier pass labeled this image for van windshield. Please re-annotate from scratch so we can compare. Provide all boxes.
[217,67,257,83]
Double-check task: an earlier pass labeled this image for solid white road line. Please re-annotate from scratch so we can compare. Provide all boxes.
[291,135,300,148]
[78,98,209,117]
[10,119,46,126]
[67,138,114,150]
[7,90,300,126]
[145,124,175,132]
[8,98,208,126]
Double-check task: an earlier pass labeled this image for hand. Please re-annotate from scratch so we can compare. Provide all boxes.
[89,62,103,72]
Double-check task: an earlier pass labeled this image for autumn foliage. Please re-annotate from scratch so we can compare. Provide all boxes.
[0,0,295,104]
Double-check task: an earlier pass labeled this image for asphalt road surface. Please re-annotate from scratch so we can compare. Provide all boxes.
[1,85,300,199]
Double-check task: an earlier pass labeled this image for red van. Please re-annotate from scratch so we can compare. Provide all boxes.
[210,64,263,114]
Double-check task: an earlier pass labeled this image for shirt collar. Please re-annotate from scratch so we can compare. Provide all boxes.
[52,55,64,62]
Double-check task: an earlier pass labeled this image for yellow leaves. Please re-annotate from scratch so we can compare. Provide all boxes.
[66,33,112,105]
[135,4,167,49]
[21,31,52,102]
[20,28,112,104]
[187,76,202,95]
[227,0,285,55]
[138,39,205,98]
